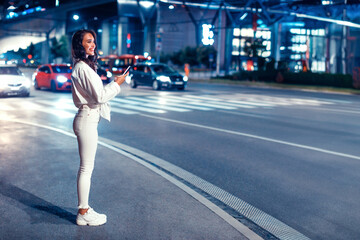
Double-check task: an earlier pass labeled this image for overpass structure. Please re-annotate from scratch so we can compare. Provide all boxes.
[1,0,360,74]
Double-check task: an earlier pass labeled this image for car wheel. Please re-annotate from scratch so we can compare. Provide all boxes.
[34,79,40,90]
[152,80,161,90]
[51,80,57,92]
[178,86,185,90]
[23,92,30,97]
[130,79,137,88]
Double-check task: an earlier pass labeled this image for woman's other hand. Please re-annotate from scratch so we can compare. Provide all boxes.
[114,72,128,86]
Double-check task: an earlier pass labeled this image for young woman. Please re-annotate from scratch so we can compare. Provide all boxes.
[71,29,128,226]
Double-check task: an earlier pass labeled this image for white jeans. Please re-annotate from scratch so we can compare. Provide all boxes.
[73,107,100,209]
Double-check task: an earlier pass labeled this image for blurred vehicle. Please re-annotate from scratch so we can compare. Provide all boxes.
[98,54,150,75]
[129,63,188,90]
[97,66,112,84]
[0,65,31,97]
[32,64,72,91]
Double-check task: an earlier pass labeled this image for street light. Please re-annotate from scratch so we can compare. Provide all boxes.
[73,14,79,21]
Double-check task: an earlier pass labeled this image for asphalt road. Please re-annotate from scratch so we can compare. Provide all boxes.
[1,73,360,239]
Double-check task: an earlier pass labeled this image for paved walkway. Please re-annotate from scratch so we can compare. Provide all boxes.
[0,119,260,240]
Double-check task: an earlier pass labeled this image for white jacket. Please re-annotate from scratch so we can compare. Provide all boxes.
[71,61,120,121]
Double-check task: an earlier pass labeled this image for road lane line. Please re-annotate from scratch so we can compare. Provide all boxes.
[1,118,263,240]
[139,113,360,161]
[291,106,360,115]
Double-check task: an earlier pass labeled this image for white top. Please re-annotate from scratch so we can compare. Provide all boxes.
[71,61,121,121]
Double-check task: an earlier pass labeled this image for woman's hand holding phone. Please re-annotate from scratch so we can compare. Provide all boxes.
[114,66,130,86]
[114,73,128,86]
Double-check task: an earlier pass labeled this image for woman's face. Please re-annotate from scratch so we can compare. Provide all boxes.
[82,33,95,57]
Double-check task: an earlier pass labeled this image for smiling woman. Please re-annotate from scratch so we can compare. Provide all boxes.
[70,29,128,226]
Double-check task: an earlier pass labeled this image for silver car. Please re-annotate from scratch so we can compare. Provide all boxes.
[0,65,31,97]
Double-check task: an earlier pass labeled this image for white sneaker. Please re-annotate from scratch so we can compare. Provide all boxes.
[76,208,107,226]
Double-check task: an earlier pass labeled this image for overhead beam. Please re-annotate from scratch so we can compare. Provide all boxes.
[160,0,360,29]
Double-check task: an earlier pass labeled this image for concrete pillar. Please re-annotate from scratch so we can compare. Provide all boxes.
[101,21,110,55]
[216,8,222,76]
[118,17,129,55]
[271,22,281,69]
[224,26,233,75]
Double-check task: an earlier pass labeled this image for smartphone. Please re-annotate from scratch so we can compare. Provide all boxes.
[122,66,131,75]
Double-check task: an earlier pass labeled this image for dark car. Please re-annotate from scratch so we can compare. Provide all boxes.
[97,67,112,84]
[129,63,188,90]
[0,65,31,97]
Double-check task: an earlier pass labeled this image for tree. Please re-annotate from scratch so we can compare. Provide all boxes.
[51,35,70,62]
[196,45,217,68]
[169,45,217,68]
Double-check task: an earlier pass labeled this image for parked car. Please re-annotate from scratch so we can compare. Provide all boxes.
[129,63,188,90]
[32,64,72,91]
[0,65,31,97]
[98,54,150,74]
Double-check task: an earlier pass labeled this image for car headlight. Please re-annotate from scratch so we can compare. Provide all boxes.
[57,76,68,83]
[156,76,171,82]
[183,76,188,82]
[106,71,112,78]
[0,81,7,88]
[23,78,31,88]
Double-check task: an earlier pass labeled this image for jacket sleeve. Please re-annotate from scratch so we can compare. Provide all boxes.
[77,63,121,104]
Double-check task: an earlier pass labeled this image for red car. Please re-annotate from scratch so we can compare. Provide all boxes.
[33,64,72,91]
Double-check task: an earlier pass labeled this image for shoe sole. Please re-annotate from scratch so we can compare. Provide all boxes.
[76,218,107,226]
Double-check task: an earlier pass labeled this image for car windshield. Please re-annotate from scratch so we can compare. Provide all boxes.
[0,67,22,75]
[52,66,71,73]
[151,65,176,74]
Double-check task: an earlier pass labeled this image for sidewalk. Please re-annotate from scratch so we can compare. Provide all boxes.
[0,120,258,240]
[182,70,360,95]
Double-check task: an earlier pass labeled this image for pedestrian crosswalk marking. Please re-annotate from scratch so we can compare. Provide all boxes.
[0,93,343,118]
[36,100,77,111]
[111,101,166,113]
[0,105,15,111]
[20,101,74,118]
[146,96,213,110]
[112,107,138,115]
[164,96,238,110]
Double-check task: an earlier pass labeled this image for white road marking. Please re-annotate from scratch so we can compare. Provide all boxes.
[147,96,214,110]
[139,113,360,161]
[20,102,74,118]
[0,104,15,111]
[165,96,238,109]
[111,101,166,113]
[111,107,138,114]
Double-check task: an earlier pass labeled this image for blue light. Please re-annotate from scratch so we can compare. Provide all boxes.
[73,14,79,21]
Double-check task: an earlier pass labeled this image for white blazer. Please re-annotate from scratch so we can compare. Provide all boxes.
[71,61,121,121]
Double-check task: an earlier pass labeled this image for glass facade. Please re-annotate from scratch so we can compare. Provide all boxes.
[231,27,271,71]
[281,25,326,72]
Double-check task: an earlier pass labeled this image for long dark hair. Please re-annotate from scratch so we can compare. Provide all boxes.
[71,29,98,71]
